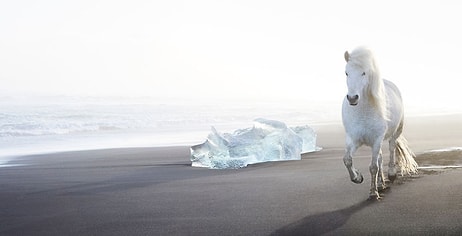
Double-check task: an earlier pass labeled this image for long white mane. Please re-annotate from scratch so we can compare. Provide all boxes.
[347,47,388,119]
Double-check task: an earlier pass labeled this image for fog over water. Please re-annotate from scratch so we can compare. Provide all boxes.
[1,1,462,159]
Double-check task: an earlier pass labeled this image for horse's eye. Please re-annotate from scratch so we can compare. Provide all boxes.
[362,72,366,76]
[345,72,348,76]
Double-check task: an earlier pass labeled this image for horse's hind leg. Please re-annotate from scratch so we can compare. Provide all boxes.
[388,137,398,182]
[388,122,403,182]
[377,151,387,191]
[343,141,363,184]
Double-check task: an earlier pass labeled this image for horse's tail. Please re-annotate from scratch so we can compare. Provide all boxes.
[395,135,418,176]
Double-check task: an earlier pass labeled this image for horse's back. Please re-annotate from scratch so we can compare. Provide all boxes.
[384,80,402,101]
[384,79,404,138]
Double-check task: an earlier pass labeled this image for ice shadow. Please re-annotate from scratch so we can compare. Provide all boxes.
[271,200,374,235]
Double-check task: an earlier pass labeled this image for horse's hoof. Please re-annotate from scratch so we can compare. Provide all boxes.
[367,195,382,201]
[367,191,382,201]
[352,174,364,184]
[377,185,388,193]
[388,174,396,183]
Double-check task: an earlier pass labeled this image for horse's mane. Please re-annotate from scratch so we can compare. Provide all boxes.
[348,47,388,120]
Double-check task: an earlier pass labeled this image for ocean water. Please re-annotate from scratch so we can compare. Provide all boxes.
[0,96,341,161]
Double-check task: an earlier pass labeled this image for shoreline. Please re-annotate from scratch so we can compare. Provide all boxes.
[3,112,462,168]
[1,113,462,235]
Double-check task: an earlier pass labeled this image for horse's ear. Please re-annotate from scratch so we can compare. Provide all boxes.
[344,51,350,62]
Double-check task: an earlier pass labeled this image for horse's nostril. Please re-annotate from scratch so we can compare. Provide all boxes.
[347,95,359,100]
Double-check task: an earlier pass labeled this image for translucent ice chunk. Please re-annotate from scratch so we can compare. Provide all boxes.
[190,118,320,169]
[291,125,319,153]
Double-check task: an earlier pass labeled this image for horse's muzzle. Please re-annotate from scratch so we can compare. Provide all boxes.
[347,95,359,106]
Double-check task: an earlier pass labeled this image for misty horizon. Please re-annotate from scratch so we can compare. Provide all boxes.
[1,1,462,110]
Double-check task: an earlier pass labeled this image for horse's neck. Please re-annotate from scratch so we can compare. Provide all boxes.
[363,87,388,120]
[357,95,385,119]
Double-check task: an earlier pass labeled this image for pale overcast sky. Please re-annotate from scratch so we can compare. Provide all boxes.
[1,1,461,106]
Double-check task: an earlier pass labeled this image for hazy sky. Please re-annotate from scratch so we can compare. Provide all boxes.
[1,1,462,105]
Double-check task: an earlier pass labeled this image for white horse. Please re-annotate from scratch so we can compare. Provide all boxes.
[342,47,418,200]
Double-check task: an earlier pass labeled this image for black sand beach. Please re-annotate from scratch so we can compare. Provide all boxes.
[1,114,462,235]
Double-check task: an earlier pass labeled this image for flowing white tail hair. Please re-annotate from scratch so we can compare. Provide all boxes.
[395,136,418,176]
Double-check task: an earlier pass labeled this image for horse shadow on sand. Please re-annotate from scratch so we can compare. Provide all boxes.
[270,200,375,235]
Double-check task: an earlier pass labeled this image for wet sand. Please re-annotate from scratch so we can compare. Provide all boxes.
[1,114,462,235]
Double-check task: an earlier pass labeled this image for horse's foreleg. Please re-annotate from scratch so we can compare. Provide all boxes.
[369,144,382,200]
[343,145,363,184]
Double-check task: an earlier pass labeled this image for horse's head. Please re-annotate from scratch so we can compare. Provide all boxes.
[343,47,388,119]
[344,50,368,106]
